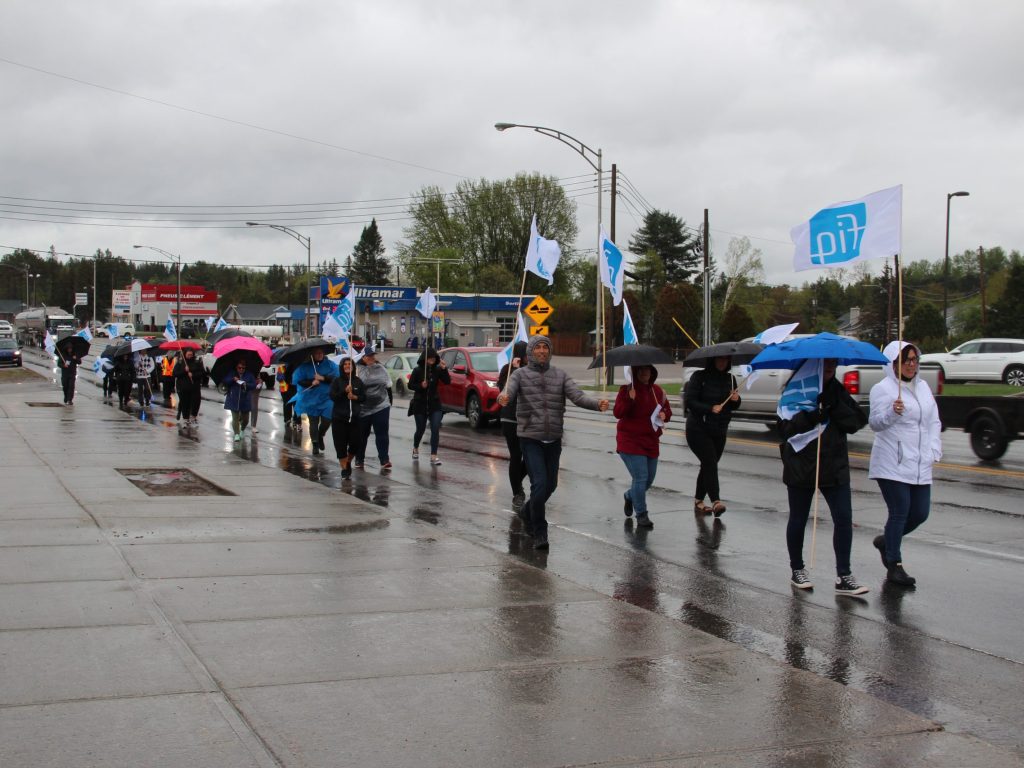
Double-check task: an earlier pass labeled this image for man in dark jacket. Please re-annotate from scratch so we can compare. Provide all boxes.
[496,341,529,508]
[57,340,82,405]
[498,335,609,549]
[778,358,869,595]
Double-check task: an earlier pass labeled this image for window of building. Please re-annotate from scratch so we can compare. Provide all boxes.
[497,316,516,343]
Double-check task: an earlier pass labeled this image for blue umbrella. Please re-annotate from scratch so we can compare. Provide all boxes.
[749,332,888,370]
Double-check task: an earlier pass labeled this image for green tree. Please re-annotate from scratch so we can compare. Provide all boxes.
[350,219,390,285]
[718,302,756,341]
[627,209,700,283]
[988,259,1024,337]
[904,300,945,348]
[652,283,702,350]
[397,173,577,296]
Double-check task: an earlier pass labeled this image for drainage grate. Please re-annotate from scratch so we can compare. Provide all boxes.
[26,402,66,407]
[117,468,235,497]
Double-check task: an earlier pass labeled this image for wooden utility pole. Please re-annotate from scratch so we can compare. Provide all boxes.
[978,245,987,331]
[609,164,617,241]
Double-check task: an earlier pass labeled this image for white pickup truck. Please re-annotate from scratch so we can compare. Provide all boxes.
[682,335,943,423]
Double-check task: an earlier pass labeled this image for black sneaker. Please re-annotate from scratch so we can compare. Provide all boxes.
[623,493,633,517]
[512,491,525,509]
[887,563,916,587]
[872,535,890,569]
[790,569,813,590]
[635,514,654,529]
[835,574,869,596]
[533,536,549,550]
[341,467,352,479]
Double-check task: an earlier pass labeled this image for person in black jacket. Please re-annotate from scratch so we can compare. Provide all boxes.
[173,348,204,426]
[329,357,366,478]
[408,348,451,465]
[57,339,82,404]
[497,341,529,508]
[683,356,740,516]
[778,358,869,595]
[113,355,135,409]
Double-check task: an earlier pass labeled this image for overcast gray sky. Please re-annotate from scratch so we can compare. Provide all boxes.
[1,0,1020,287]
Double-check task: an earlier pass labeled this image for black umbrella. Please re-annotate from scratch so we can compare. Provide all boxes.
[210,350,265,388]
[207,327,252,346]
[588,344,675,369]
[275,337,336,366]
[269,345,293,365]
[683,341,764,367]
[56,335,90,359]
[109,338,161,357]
[100,343,122,359]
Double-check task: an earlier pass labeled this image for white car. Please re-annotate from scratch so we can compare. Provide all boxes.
[0,320,13,339]
[920,338,1024,386]
[97,323,136,338]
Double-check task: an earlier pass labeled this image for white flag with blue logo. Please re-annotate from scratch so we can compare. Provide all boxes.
[778,358,824,452]
[163,318,177,342]
[495,312,530,373]
[323,286,356,340]
[204,317,214,332]
[599,226,625,306]
[44,331,56,355]
[415,287,437,320]
[524,214,562,286]
[621,299,640,385]
[93,356,112,379]
[75,327,93,343]
[212,316,229,333]
[791,185,901,272]
[106,322,120,338]
[744,322,800,389]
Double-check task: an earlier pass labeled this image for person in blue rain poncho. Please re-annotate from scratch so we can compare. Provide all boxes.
[290,347,339,456]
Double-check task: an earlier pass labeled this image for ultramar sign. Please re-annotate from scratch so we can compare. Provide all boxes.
[524,295,553,336]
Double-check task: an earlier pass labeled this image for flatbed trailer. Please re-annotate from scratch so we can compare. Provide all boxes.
[935,394,1024,460]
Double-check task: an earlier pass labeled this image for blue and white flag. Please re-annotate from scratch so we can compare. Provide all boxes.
[204,317,214,332]
[212,316,229,333]
[791,185,902,272]
[621,299,639,385]
[44,331,56,356]
[92,357,112,379]
[777,358,824,452]
[75,327,93,343]
[599,226,625,306]
[524,214,562,286]
[106,322,120,338]
[415,287,437,320]
[495,312,530,373]
[163,318,177,342]
[323,286,356,340]
[744,322,800,389]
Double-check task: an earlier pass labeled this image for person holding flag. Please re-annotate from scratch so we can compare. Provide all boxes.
[777,358,870,594]
[329,356,366,478]
[407,347,450,466]
[497,340,529,508]
[291,347,339,456]
[57,338,82,405]
[682,356,740,516]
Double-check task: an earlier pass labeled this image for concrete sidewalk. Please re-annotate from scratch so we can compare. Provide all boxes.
[1,371,1020,767]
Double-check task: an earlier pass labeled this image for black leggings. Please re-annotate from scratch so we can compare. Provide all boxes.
[502,421,528,495]
[685,423,727,502]
[331,417,360,459]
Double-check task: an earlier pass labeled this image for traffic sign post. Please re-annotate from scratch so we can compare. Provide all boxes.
[524,296,553,326]
[529,325,549,336]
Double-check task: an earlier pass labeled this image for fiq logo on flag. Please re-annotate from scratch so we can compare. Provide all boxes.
[809,203,866,266]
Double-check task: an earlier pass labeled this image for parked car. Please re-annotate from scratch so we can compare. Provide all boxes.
[920,338,1024,386]
[0,338,23,366]
[383,352,420,396]
[682,335,943,423]
[97,322,136,338]
[438,346,502,429]
[0,320,14,339]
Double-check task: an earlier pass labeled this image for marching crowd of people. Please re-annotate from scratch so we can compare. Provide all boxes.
[55,333,940,591]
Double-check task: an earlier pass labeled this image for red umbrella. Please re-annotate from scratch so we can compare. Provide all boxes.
[160,339,202,351]
[212,335,272,365]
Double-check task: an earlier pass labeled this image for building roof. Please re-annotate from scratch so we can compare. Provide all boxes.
[225,304,289,322]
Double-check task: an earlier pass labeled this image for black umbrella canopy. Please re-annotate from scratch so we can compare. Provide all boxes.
[684,341,764,367]
[100,343,121,359]
[210,349,265,387]
[207,327,252,346]
[56,335,90,359]
[589,344,675,369]
[269,345,293,366]
[276,338,336,366]
[109,338,161,357]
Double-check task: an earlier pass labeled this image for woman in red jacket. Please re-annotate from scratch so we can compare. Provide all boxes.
[614,365,672,529]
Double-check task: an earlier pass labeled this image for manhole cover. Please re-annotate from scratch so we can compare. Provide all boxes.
[116,468,235,497]
[26,402,66,408]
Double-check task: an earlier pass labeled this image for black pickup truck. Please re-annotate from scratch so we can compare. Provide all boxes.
[936,395,1024,460]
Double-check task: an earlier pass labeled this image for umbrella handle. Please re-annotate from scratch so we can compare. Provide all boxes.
[718,389,738,408]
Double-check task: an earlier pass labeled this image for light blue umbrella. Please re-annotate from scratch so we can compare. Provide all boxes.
[749,332,888,370]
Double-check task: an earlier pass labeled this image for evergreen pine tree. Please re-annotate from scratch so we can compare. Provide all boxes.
[350,219,390,285]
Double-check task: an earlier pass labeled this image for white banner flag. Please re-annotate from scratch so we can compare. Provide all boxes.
[495,312,530,372]
[791,185,902,272]
[415,287,437,320]
[599,226,625,306]
[777,358,824,452]
[524,214,561,286]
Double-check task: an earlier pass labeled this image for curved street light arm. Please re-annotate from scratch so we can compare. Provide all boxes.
[495,122,601,173]
[246,222,310,249]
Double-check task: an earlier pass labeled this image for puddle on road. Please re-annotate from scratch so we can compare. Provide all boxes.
[284,519,390,535]
[117,468,235,497]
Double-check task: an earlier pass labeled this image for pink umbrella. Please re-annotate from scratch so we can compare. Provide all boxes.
[213,335,272,365]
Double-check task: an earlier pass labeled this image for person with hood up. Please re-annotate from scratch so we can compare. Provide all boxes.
[868,341,942,587]
[329,357,366,478]
[683,356,740,516]
[408,347,451,465]
[113,354,135,409]
[291,347,338,456]
[57,339,82,405]
[353,346,393,470]
[497,340,529,507]
[498,335,609,550]
[173,347,204,426]
[223,359,257,442]
[778,358,870,594]
[614,365,672,529]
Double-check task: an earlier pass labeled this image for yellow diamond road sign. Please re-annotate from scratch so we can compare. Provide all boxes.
[524,296,553,326]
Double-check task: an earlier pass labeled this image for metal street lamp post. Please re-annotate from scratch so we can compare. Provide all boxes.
[248,222,312,337]
[133,245,182,333]
[943,190,970,345]
[495,121,603,387]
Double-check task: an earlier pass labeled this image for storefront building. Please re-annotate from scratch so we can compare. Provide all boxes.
[118,281,219,333]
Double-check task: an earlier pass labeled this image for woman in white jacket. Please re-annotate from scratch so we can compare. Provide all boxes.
[868,341,942,587]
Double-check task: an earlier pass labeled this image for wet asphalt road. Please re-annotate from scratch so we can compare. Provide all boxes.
[23,349,1024,757]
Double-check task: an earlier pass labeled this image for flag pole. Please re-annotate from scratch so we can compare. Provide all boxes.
[600,286,607,393]
[810,419,823,569]
[896,252,904,397]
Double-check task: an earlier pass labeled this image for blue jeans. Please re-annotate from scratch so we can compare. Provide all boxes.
[413,410,444,454]
[876,479,931,564]
[519,438,562,540]
[618,453,658,516]
[786,484,854,576]
[357,407,391,463]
